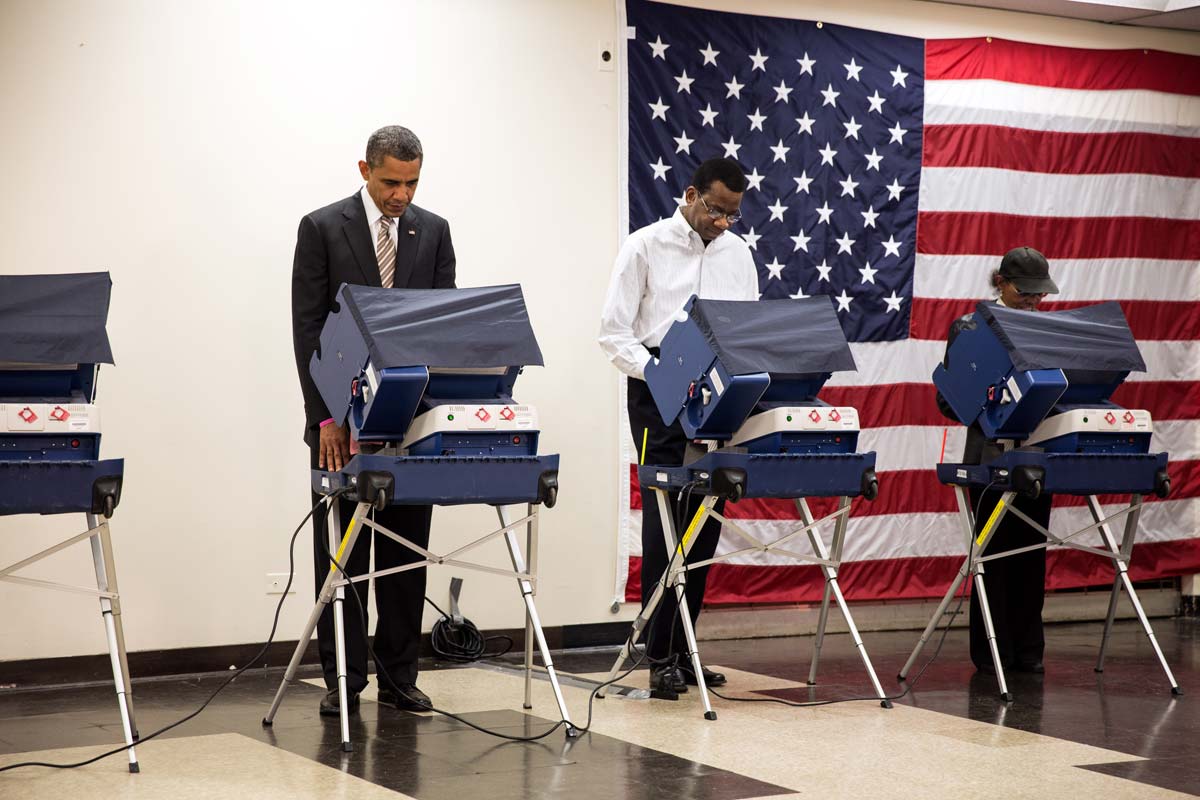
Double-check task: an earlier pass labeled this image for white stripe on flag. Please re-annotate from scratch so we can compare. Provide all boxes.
[924,79,1200,132]
[913,255,1200,302]
[919,167,1200,220]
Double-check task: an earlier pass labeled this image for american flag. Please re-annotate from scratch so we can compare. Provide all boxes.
[615,0,1200,606]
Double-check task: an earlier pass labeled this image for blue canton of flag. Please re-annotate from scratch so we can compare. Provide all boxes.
[626,0,924,342]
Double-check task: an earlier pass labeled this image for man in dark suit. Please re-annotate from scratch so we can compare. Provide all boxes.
[292,125,455,715]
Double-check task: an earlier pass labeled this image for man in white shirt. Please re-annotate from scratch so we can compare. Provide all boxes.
[599,158,758,697]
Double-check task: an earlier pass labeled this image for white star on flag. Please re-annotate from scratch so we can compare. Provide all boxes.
[859,261,878,284]
[820,84,840,106]
[835,231,855,254]
[649,36,669,59]
[747,108,767,131]
[764,257,785,279]
[699,104,719,126]
[750,48,769,71]
[881,235,902,257]
[815,259,833,282]
[770,139,790,162]
[650,158,672,181]
[796,52,816,75]
[675,70,694,94]
[883,290,904,313]
[725,76,744,99]
[889,122,907,144]
[843,117,862,140]
[815,202,834,224]
[722,136,742,158]
[818,143,838,165]
[838,174,859,197]
[742,227,761,250]
[795,111,815,135]
[861,206,879,228]
[844,58,863,81]
[649,97,669,121]
[745,167,765,190]
[790,229,811,252]
[890,64,909,87]
[767,198,787,222]
[790,285,808,299]
[673,130,694,154]
[886,179,903,201]
[793,171,813,193]
[864,148,883,171]
[835,289,853,312]
[866,90,886,113]
[773,80,793,103]
[699,42,720,66]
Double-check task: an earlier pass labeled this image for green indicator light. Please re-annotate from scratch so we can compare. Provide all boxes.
[786,415,793,422]
[1082,416,1088,423]
[448,413,455,421]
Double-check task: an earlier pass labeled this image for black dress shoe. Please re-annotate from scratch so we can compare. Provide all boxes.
[319,689,359,717]
[649,664,687,699]
[1013,660,1045,674]
[679,664,727,687]
[378,683,432,711]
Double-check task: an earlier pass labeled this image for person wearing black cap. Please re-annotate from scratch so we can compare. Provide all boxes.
[936,246,1059,675]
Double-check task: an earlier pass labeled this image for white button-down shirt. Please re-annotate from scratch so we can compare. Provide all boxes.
[598,209,759,380]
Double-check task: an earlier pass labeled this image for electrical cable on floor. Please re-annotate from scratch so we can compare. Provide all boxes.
[0,490,348,774]
[424,596,513,664]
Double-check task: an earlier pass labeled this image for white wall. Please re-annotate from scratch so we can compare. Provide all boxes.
[0,0,1196,662]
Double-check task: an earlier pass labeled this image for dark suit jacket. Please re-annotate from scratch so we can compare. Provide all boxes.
[291,191,456,446]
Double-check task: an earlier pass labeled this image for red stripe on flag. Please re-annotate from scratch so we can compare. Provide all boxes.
[820,384,945,428]
[926,38,1200,95]
[922,125,1200,178]
[917,212,1200,261]
[1112,382,1200,422]
[625,537,1200,603]
[909,296,1200,341]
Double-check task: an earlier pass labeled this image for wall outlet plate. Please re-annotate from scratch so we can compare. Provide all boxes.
[266,572,295,595]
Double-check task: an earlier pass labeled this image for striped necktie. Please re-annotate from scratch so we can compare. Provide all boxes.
[376,216,395,288]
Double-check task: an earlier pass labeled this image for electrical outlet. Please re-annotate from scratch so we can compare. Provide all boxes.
[266,572,295,595]
[598,40,614,71]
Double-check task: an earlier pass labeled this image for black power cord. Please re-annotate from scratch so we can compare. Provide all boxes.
[425,596,513,663]
[0,490,347,774]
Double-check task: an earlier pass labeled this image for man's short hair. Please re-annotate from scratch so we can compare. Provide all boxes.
[690,157,747,194]
[365,126,423,167]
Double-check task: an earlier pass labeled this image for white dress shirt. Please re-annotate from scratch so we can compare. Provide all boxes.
[598,209,759,380]
[360,185,398,266]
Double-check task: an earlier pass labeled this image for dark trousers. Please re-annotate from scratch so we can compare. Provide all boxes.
[627,378,726,661]
[968,487,1050,669]
[310,447,431,693]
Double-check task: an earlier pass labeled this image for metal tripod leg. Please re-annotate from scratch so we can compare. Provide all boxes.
[973,565,1012,701]
[797,498,889,706]
[597,490,714,699]
[262,500,370,751]
[1086,496,1181,694]
[522,512,535,710]
[1096,574,1122,673]
[498,505,578,736]
[87,513,139,773]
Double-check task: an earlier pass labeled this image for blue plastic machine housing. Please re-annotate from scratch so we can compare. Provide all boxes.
[640,296,876,500]
[933,301,1168,497]
[307,284,558,506]
[0,273,124,516]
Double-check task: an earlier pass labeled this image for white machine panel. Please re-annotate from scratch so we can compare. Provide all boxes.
[731,406,859,447]
[1025,408,1152,446]
[1,403,100,434]
[401,403,538,449]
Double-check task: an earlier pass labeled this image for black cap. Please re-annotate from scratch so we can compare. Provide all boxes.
[999,247,1058,294]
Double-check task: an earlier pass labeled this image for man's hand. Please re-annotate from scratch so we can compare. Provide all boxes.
[319,421,351,472]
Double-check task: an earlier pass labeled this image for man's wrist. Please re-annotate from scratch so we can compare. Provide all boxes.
[319,418,336,429]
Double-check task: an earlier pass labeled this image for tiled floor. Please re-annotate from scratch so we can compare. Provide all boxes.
[0,617,1195,799]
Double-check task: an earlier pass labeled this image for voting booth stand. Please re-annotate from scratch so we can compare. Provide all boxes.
[899,302,1181,701]
[599,297,890,719]
[264,285,575,749]
[0,273,139,771]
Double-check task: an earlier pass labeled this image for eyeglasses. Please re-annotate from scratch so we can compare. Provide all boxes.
[698,194,742,224]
